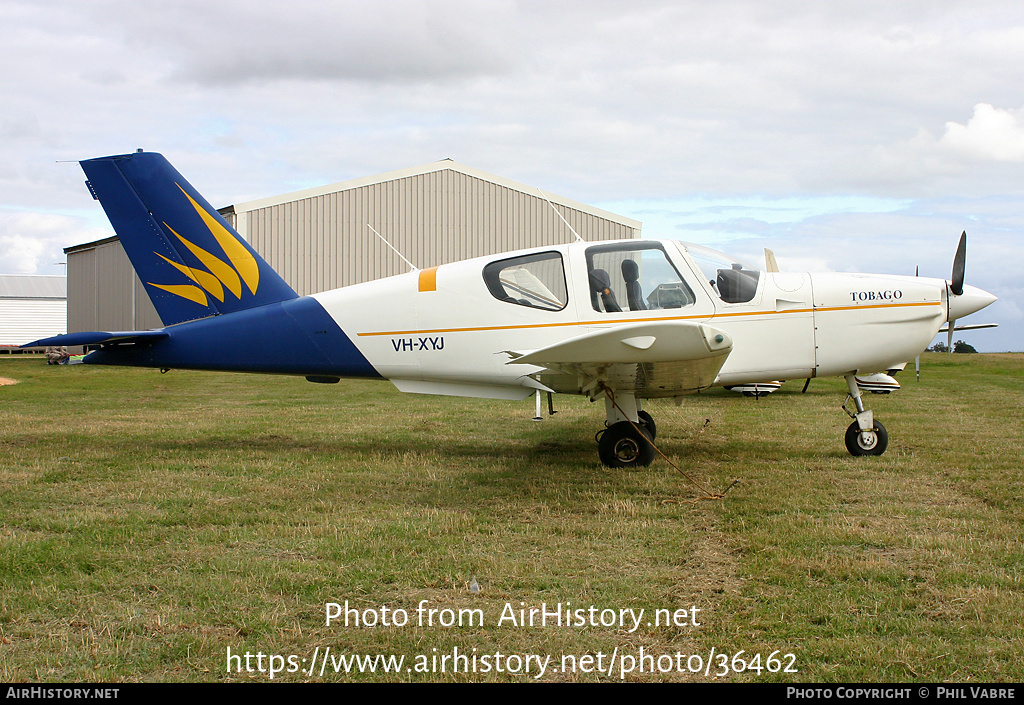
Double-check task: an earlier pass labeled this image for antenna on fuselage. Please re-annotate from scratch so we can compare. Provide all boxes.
[537,189,585,243]
[367,224,418,272]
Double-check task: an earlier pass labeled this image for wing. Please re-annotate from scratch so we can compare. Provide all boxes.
[507,321,732,398]
[938,323,998,332]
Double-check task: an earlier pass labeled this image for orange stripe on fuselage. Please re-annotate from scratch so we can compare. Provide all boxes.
[356,300,941,338]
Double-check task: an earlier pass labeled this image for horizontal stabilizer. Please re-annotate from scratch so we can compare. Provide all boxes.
[22,330,169,348]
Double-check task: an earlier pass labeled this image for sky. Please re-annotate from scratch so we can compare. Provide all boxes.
[2,0,1022,351]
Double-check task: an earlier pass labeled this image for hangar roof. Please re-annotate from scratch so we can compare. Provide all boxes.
[0,274,67,299]
[228,159,641,229]
[63,160,641,255]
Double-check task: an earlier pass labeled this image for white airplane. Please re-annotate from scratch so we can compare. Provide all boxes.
[27,151,998,466]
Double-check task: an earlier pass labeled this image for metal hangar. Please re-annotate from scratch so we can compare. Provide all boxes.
[65,159,641,332]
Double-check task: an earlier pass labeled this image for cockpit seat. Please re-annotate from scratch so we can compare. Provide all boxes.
[716,264,759,303]
[589,268,622,313]
[621,259,646,311]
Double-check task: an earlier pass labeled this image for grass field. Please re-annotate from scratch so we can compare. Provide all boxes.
[1,353,1022,682]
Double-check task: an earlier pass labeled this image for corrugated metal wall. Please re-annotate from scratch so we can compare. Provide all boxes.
[67,239,161,332]
[0,275,66,345]
[67,164,640,330]
[0,300,66,346]
[240,168,637,295]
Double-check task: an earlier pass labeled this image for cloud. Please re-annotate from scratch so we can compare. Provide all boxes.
[0,211,107,274]
[92,0,519,86]
[938,103,1024,162]
[857,103,1024,199]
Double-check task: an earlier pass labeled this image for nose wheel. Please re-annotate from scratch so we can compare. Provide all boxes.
[842,374,889,457]
[844,419,888,456]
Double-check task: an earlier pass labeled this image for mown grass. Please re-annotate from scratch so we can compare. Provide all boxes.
[0,353,1021,682]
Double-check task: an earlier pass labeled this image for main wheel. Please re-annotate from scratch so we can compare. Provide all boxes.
[844,419,888,456]
[637,410,657,439]
[598,421,655,468]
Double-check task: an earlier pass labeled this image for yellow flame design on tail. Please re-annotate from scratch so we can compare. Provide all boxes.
[148,282,210,307]
[180,186,259,294]
[147,185,261,306]
[155,253,225,302]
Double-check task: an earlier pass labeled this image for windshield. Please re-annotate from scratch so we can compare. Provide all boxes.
[675,242,761,304]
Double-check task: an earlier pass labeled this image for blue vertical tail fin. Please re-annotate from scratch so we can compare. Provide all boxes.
[81,151,298,326]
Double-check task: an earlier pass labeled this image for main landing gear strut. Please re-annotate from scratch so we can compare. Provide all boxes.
[595,387,656,468]
[842,374,888,456]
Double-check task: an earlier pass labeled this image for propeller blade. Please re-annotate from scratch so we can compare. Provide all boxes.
[947,319,956,353]
[951,231,966,296]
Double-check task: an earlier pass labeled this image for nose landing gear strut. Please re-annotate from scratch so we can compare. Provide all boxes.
[842,374,888,456]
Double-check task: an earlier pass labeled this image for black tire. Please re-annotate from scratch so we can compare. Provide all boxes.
[598,421,655,468]
[637,410,657,440]
[844,419,888,456]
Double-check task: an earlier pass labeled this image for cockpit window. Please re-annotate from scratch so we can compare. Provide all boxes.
[679,242,761,304]
[482,251,567,311]
[585,242,695,313]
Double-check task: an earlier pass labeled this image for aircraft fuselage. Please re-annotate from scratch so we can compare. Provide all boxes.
[306,238,966,399]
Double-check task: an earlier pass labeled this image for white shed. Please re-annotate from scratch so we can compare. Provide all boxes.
[0,275,67,347]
